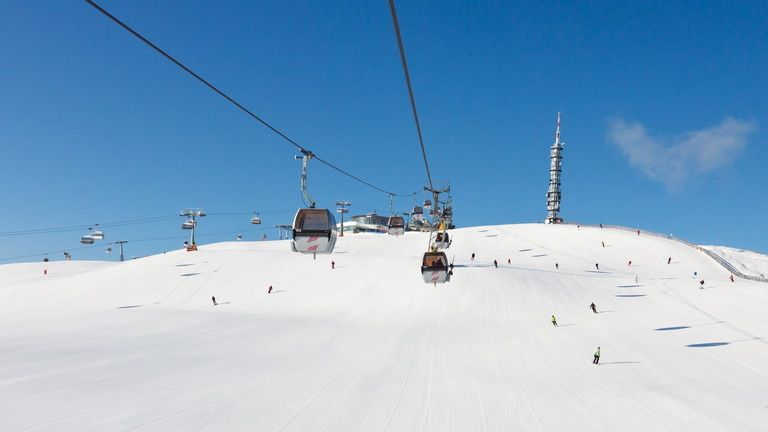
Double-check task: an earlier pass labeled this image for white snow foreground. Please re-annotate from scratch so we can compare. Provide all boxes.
[1,224,768,431]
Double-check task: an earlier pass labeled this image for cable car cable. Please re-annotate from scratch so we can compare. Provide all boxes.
[387,0,434,191]
[83,0,415,198]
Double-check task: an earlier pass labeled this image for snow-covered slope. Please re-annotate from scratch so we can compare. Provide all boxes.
[702,245,768,279]
[2,224,767,431]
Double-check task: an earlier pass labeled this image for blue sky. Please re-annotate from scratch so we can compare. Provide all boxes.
[1,0,766,262]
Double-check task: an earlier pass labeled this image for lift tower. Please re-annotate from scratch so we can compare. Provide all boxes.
[545,113,564,224]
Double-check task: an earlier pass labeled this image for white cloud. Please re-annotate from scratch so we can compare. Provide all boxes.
[607,117,757,191]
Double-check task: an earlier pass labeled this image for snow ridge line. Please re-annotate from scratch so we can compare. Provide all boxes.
[565,223,768,284]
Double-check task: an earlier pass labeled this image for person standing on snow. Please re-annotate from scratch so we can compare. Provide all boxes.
[590,302,597,313]
[268,285,273,294]
[667,257,672,264]
[699,279,705,289]
[602,241,605,248]
[331,261,335,269]
[211,296,217,306]
[493,260,498,268]
[692,271,698,279]
[555,263,559,270]
[593,347,601,364]
[507,258,511,265]
[471,252,475,261]
[628,260,632,267]
[730,275,735,282]
[551,315,558,326]
[595,263,600,270]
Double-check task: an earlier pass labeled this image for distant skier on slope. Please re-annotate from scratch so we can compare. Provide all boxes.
[595,263,600,270]
[331,261,335,269]
[555,263,559,270]
[602,241,605,248]
[471,252,475,261]
[692,271,698,279]
[730,275,735,282]
[493,260,498,268]
[699,279,705,289]
[268,285,273,294]
[508,258,511,265]
[667,257,672,264]
[593,347,601,364]
[590,302,597,314]
[551,315,558,326]
[211,296,217,306]
[628,260,632,267]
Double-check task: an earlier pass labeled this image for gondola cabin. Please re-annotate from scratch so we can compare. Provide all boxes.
[435,232,451,249]
[387,216,405,236]
[292,208,337,254]
[421,251,450,284]
[181,220,196,230]
[250,216,262,225]
[412,206,424,221]
[80,235,95,245]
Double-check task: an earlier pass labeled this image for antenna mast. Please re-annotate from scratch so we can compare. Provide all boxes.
[545,112,564,224]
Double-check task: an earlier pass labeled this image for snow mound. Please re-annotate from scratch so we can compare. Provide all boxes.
[2,224,767,431]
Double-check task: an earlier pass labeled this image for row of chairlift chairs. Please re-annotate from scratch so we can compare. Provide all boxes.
[80,225,105,245]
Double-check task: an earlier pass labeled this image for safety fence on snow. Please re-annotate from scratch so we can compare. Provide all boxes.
[563,222,768,284]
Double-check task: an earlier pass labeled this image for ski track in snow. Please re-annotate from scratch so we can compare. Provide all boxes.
[1,224,768,431]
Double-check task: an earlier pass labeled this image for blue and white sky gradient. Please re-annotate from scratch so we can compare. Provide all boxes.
[1,0,766,262]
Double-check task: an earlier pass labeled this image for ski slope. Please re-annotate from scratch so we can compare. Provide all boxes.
[2,224,767,431]
[702,245,768,279]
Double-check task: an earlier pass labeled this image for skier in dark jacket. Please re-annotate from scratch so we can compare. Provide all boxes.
[471,252,475,261]
[590,302,597,314]
[593,347,601,364]
[211,296,217,306]
[493,260,498,268]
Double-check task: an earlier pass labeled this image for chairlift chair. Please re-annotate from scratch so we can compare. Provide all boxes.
[250,215,262,225]
[291,208,338,254]
[91,225,104,240]
[80,235,95,245]
[423,199,432,209]
[421,251,450,284]
[181,219,196,230]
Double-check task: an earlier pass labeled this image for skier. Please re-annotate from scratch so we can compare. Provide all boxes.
[211,296,217,306]
[599,224,603,228]
[268,285,273,294]
[471,252,475,261]
[555,262,559,270]
[602,241,605,248]
[493,260,498,268]
[637,229,640,235]
[667,257,672,264]
[730,275,735,283]
[692,271,698,279]
[628,260,632,267]
[507,258,511,265]
[699,279,705,289]
[590,302,597,314]
[449,263,454,275]
[551,315,558,326]
[331,261,335,269]
[593,347,601,364]
[635,275,639,284]
[595,263,600,270]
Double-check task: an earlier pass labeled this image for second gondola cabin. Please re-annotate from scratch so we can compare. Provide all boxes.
[292,208,338,254]
[387,216,405,236]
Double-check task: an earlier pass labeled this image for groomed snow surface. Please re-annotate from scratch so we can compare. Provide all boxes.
[2,224,768,431]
